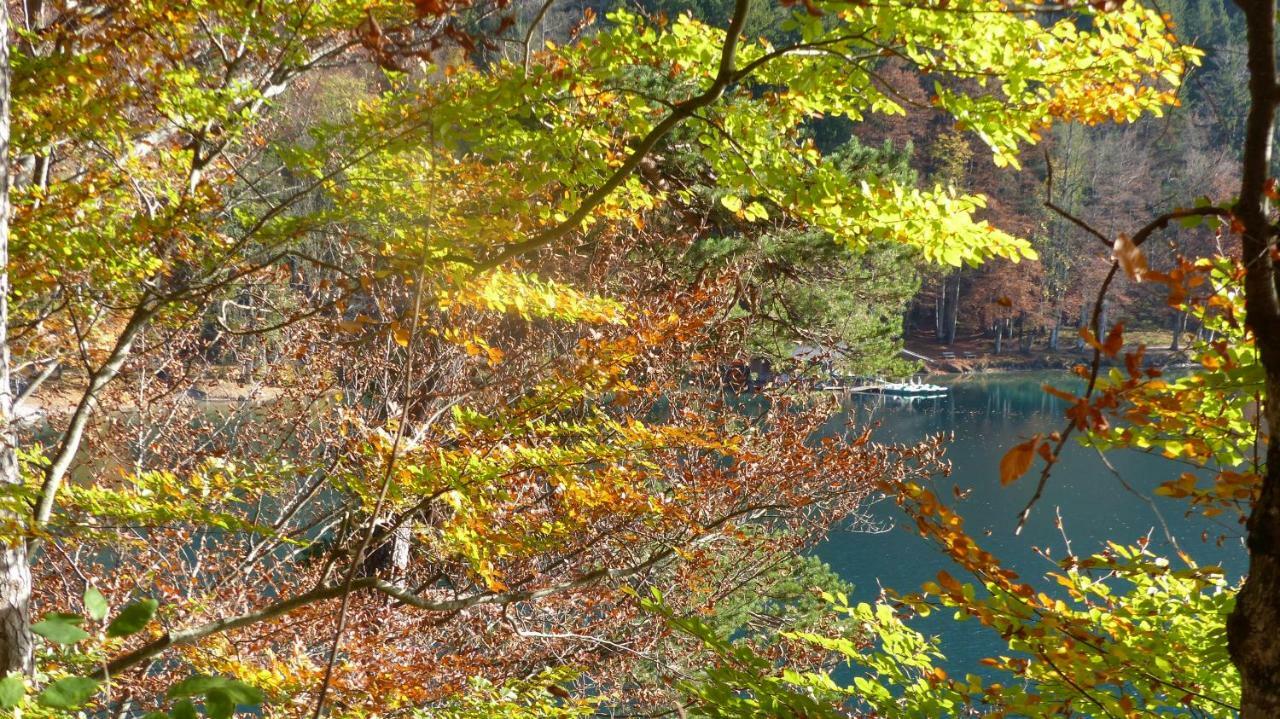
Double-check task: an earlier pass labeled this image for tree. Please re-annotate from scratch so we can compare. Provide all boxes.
[688,1,1280,716]
[672,137,923,374]
[1002,4,1280,714]
[1217,2,1280,713]
[0,0,30,678]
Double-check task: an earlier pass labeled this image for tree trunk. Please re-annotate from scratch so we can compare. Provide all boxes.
[934,278,944,342]
[942,273,960,345]
[1170,307,1188,352]
[1228,2,1280,715]
[1048,309,1060,351]
[1075,303,1087,351]
[0,0,33,677]
[1231,377,1280,717]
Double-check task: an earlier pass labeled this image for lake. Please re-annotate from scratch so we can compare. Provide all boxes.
[812,371,1248,671]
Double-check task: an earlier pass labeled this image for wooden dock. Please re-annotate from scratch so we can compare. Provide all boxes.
[817,384,884,393]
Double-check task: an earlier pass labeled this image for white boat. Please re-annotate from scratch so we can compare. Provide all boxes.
[880,378,949,396]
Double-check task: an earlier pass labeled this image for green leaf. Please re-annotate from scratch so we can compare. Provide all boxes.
[84,586,109,622]
[719,195,743,213]
[37,677,100,709]
[106,598,158,637]
[171,699,198,719]
[1178,213,1204,229]
[0,674,25,709]
[43,611,82,624]
[205,689,234,719]
[31,613,90,644]
[168,675,264,705]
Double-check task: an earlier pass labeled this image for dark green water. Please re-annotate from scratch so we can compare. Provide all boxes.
[813,371,1247,671]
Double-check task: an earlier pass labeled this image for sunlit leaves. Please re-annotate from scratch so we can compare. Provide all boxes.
[294,0,1188,280]
[664,544,1238,718]
[1081,258,1261,518]
[5,0,1209,714]
[58,461,282,544]
[829,0,1201,168]
[440,270,626,326]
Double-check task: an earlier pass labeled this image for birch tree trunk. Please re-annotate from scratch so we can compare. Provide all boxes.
[0,1,34,677]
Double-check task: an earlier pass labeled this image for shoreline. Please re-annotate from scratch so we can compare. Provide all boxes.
[906,339,1198,376]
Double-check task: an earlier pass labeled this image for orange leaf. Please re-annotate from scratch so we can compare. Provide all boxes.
[1078,327,1103,352]
[1102,322,1125,357]
[1000,435,1040,485]
[1042,383,1077,403]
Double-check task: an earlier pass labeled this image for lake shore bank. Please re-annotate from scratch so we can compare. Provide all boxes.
[906,331,1199,375]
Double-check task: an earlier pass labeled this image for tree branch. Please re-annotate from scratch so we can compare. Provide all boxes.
[94,550,674,680]
[472,0,753,271]
[32,301,158,533]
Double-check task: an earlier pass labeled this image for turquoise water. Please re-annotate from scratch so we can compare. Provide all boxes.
[812,371,1247,671]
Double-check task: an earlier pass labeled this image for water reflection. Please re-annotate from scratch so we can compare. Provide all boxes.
[813,371,1247,670]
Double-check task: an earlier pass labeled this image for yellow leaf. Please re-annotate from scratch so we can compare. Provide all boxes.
[392,322,410,347]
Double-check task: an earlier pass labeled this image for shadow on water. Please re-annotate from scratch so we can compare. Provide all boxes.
[812,371,1248,672]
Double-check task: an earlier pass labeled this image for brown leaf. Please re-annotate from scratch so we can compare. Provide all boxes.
[414,0,447,17]
[1078,327,1103,352]
[1124,346,1145,378]
[937,570,962,594]
[1112,233,1148,282]
[1000,435,1041,485]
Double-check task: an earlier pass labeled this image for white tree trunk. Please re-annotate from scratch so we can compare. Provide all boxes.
[0,0,33,676]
